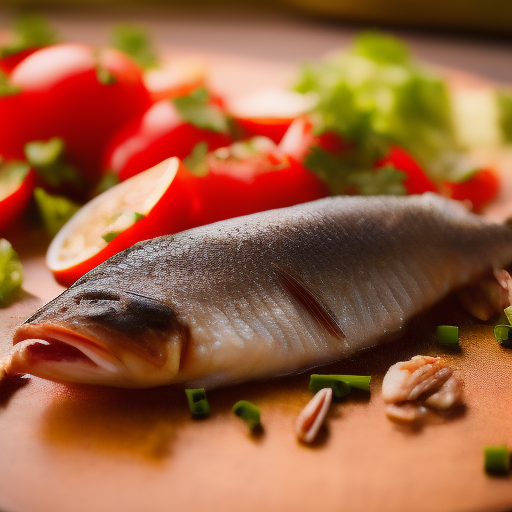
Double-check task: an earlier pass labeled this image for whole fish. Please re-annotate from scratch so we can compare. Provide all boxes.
[6,194,512,388]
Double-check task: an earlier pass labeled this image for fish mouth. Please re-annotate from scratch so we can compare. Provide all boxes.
[9,324,128,385]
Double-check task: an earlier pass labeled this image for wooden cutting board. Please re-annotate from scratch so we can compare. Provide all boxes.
[0,52,511,512]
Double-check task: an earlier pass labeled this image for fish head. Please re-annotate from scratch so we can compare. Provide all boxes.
[10,280,187,387]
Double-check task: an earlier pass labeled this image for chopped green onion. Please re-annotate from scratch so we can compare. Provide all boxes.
[484,445,510,475]
[308,375,353,397]
[101,211,146,243]
[111,24,158,70]
[0,239,23,305]
[24,138,84,188]
[504,305,512,324]
[232,400,261,430]
[34,187,81,238]
[185,388,210,418]
[436,325,459,346]
[493,325,512,349]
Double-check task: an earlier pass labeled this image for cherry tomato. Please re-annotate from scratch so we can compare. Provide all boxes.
[0,160,36,233]
[0,48,38,75]
[192,138,329,226]
[103,97,233,181]
[227,89,314,144]
[441,168,500,212]
[0,44,152,186]
[375,145,438,195]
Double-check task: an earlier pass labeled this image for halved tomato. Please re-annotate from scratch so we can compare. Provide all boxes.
[47,158,196,287]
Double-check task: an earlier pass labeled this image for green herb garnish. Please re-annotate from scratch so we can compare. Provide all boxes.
[0,14,58,59]
[232,400,261,430]
[185,388,210,418]
[111,24,158,70]
[484,445,510,475]
[436,325,459,346]
[34,187,81,238]
[494,325,512,349]
[183,142,209,177]
[173,87,230,133]
[0,239,23,306]
[309,374,371,396]
[24,138,84,188]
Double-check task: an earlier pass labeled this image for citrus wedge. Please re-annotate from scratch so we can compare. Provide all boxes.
[47,157,195,287]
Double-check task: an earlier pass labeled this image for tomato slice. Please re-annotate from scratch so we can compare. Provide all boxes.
[47,158,196,287]
[0,160,36,233]
[375,145,438,195]
[441,168,500,212]
[227,89,315,144]
[103,96,233,181]
[0,44,152,186]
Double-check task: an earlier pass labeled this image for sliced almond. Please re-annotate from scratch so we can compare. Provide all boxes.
[295,387,332,443]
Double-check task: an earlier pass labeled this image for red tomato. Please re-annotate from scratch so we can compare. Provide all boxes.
[0,160,36,233]
[103,98,233,181]
[193,138,329,226]
[0,48,38,75]
[441,168,500,212]
[0,44,152,186]
[375,145,438,195]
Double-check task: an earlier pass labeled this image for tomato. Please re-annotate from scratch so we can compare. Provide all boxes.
[193,137,329,226]
[103,96,233,181]
[0,160,36,233]
[441,168,500,212]
[47,158,197,287]
[0,48,38,75]
[0,44,152,187]
[375,145,438,195]
[227,89,314,144]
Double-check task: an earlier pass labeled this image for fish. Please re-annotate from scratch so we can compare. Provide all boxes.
[6,193,512,388]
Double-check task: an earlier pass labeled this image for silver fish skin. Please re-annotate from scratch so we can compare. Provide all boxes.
[9,193,512,388]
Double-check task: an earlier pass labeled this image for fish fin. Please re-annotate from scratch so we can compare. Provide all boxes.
[274,265,345,340]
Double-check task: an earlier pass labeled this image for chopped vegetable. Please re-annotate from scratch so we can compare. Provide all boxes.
[504,305,512,324]
[24,137,84,188]
[34,187,81,238]
[484,445,510,475]
[232,400,261,430]
[493,325,512,349]
[185,388,210,418]
[309,374,352,398]
[112,25,158,70]
[183,142,209,177]
[436,325,459,346]
[173,87,230,133]
[0,238,23,305]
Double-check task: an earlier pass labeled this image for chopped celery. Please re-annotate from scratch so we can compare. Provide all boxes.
[0,239,23,305]
[232,400,261,430]
[185,388,210,418]
[34,188,81,238]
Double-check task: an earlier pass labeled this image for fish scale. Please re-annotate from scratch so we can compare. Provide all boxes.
[8,193,512,388]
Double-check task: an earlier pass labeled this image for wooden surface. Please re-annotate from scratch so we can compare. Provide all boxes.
[1,22,512,512]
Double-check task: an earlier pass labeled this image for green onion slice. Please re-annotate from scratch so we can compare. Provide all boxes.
[232,400,261,430]
[436,325,459,346]
[101,211,145,243]
[0,239,23,305]
[34,187,81,238]
[504,305,512,325]
[484,445,510,475]
[185,388,210,418]
[494,325,512,349]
